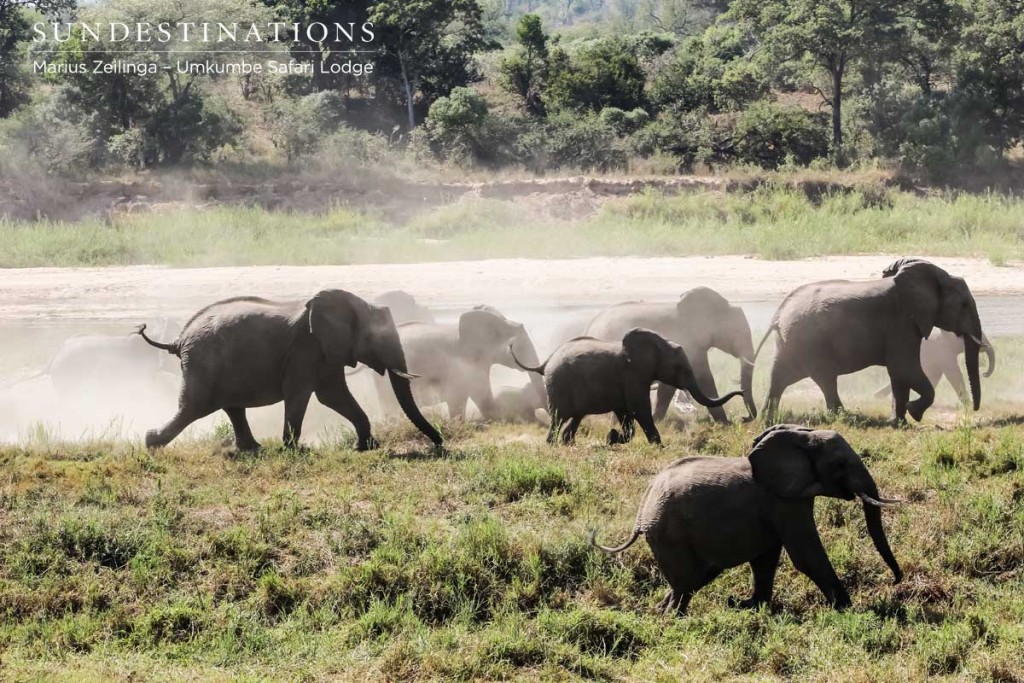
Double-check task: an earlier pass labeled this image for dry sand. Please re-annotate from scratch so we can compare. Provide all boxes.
[1,255,1022,322]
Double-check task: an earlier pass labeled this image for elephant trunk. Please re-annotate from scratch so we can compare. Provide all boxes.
[685,381,744,410]
[964,334,982,411]
[388,371,443,446]
[740,358,757,419]
[982,334,995,378]
[859,479,903,584]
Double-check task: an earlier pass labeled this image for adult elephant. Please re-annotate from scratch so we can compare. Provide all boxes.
[375,305,545,420]
[584,287,757,423]
[138,290,442,451]
[593,425,901,615]
[758,258,987,422]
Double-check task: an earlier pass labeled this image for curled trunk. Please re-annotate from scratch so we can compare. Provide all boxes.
[389,371,443,446]
[982,335,995,377]
[964,335,982,411]
[860,480,903,584]
[686,383,744,410]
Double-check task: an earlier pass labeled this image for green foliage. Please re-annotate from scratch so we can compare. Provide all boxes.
[733,101,831,169]
[499,13,550,115]
[516,111,628,171]
[424,87,516,165]
[547,37,648,113]
[267,91,347,163]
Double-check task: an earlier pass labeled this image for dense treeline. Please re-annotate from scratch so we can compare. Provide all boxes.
[2,0,1024,177]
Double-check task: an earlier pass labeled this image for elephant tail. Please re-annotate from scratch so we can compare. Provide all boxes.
[590,527,641,554]
[752,324,778,362]
[136,324,179,355]
[509,342,546,375]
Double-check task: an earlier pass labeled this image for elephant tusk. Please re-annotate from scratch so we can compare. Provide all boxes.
[739,357,756,366]
[390,369,421,380]
[969,334,989,349]
[858,492,902,507]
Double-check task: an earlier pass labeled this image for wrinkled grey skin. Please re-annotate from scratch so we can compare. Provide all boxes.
[373,290,436,325]
[138,290,442,452]
[758,258,986,423]
[585,287,757,423]
[593,425,903,615]
[875,330,995,402]
[514,328,745,445]
[373,305,545,420]
[20,318,179,395]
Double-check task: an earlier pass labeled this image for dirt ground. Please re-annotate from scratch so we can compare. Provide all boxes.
[1,255,1022,323]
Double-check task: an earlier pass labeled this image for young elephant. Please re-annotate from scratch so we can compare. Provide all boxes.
[138,290,443,452]
[512,328,746,445]
[592,425,903,615]
[874,329,995,403]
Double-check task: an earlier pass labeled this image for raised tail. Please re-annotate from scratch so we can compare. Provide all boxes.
[590,527,641,554]
[136,324,180,355]
[752,324,779,362]
[509,342,546,375]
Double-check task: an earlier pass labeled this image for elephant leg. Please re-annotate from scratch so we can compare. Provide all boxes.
[561,416,582,444]
[652,383,677,421]
[282,391,312,448]
[729,545,782,609]
[774,502,849,608]
[626,385,661,445]
[763,360,799,423]
[446,391,469,421]
[608,411,634,444]
[315,382,376,451]
[224,407,260,452]
[146,384,215,449]
[546,413,565,444]
[942,364,967,403]
[812,375,844,414]
[897,364,935,423]
[692,354,728,424]
[649,539,719,616]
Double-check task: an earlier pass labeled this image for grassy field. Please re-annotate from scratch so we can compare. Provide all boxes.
[1,407,1022,681]
[2,186,1024,267]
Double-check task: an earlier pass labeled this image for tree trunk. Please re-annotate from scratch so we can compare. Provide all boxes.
[398,51,415,131]
[831,66,843,154]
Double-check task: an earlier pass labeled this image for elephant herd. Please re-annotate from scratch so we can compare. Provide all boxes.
[9,256,1000,614]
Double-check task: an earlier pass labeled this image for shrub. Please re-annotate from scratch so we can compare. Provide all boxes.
[546,37,648,113]
[516,112,627,171]
[733,101,831,168]
[424,87,517,166]
[267,90,346,163]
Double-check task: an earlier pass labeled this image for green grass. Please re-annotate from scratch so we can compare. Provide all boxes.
[2,186,1024,267]
[1,410,1022,680]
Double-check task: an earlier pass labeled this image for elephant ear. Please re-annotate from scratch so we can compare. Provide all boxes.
[621,328,663,379]
[892,260,942,339]
[881,257,927,278]
[459,309,518,363]
[306,289,362,368]
[748,427,827,499]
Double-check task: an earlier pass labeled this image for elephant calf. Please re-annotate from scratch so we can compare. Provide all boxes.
[875,329,995,403]
[593,425,903,615]
[513,328,745,445]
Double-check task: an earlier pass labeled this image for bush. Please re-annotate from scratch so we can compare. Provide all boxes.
[424,87,517,166]
[546,37,648,113]
[628,109,729,169]
[267,91,346,163]
[516,112,627,171]
[733,101,831,169]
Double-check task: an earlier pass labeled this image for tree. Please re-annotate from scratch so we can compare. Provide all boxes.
[370,0,497,131]
[547,36,648,112]
[0,0,75,117]
[499,13,549,114]
[730,0,916,154]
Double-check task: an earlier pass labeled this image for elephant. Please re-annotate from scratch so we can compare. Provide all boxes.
[373,290,436,325]
[18,317,180,396]
[875,330,995,403]
[757,258,987,423]
[512,328,746,445]
[371,305,545,421]
[492,384,546,424]
[137,290,443,451]
[592,424,903,615]
[584,287,757,423]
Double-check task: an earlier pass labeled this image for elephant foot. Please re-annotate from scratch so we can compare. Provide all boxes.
[144,429,163,450]
[356,435,380,452]
[655,589,673,612]
[235,440,261,453]
[607,428,631,445]
[907,402,927,422]
[826,590,852,611]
